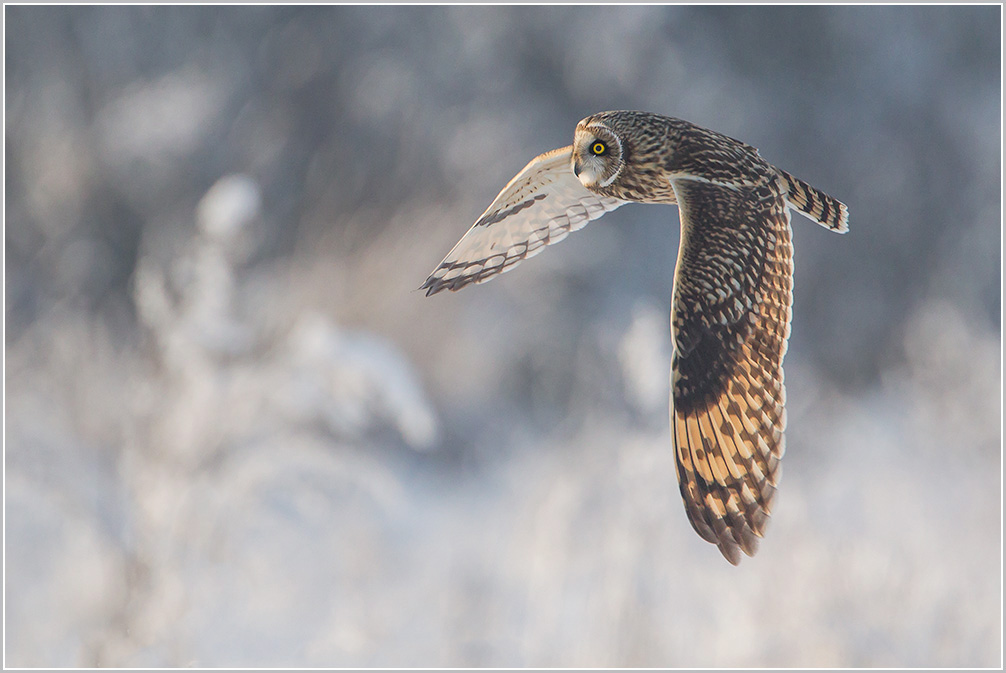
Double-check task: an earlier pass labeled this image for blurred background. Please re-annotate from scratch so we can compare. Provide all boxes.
[4,5,1001,667]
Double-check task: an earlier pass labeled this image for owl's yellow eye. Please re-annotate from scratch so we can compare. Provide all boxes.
[591,141,607,156]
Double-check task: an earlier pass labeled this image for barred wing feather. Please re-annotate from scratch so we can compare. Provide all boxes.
[668,176,794,565]
[422,146,625,296]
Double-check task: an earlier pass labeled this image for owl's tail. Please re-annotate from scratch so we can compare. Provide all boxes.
[777,169,849,233]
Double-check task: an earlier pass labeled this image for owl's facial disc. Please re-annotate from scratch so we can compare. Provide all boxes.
[573,125,623,189]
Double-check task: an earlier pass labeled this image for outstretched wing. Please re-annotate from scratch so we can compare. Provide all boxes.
[422,146,626,296]
[669,175,793,565]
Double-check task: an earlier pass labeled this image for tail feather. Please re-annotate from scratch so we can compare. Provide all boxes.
[777,169,849,233]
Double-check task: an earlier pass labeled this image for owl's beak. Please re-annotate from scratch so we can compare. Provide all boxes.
[572,158,596,187]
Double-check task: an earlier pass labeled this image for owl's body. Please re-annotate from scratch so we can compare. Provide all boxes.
[422,111,848,564]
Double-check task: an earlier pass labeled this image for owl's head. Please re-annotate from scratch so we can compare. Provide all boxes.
[571,118,625,189]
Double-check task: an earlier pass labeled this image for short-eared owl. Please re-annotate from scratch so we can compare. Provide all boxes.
[422,111,848,564]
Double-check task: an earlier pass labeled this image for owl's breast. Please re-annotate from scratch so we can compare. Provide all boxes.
[596,164,678,204]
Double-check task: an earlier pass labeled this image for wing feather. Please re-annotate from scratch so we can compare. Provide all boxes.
[669,175,793,564]
[422,146,625,296]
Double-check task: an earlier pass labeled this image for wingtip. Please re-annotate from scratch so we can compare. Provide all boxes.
[717,539,743,566]
[418,277,443,297]
[717,529,762,566]
[421,269,462,296]
[834,203,851,234]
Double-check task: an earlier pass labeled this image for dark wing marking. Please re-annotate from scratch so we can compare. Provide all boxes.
[422,146,625,296]
[669,176,793,565]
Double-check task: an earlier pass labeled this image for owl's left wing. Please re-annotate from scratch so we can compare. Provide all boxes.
[422,146,626,296]
[668,175,794,565]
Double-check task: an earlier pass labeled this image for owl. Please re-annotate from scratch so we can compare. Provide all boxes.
[422,111,848,564]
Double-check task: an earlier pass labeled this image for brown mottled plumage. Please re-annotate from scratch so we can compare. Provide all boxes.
[422,111,848,564]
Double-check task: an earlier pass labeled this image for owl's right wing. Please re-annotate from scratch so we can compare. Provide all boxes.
[421,146,626,296]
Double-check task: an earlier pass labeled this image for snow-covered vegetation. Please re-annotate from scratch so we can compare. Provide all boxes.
[5,6,1000,667]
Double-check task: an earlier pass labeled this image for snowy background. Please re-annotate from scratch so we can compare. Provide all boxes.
[4,5,1001,668]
